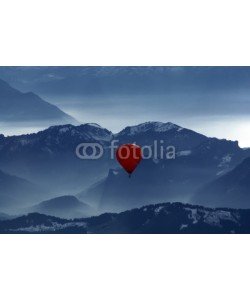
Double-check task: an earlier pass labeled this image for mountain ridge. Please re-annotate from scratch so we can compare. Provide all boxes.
[27,195,94,219]
[0,121,249,214]
[1,202,250,233]
[2,67,250,96]
[0,78,77,123]
[0,168,47,212]
[192,157,250,208]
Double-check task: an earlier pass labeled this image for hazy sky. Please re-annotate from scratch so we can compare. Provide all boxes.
[57,94,250,147]
[0,67,250,147]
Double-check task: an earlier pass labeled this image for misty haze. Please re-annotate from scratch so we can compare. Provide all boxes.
[0,67,250,234]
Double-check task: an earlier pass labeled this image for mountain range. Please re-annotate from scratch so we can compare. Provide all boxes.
[1,202,250,234]
[192,157,250,208]
[0,168,47,213]
[0,120,250,217]
[26,195,94,219]
[0,123,114,194]
[1,70,250,232]
[1,67,250,97]
[79,122,250,212]
[0,78,76,123]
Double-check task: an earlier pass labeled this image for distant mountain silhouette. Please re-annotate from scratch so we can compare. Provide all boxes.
[0,123,114,193]
[0,78,77,123]
[1,67,250,96]
[192,157,250,208]
[0,212,14,221]
[1,202,250,234]
[0,169,47,213]
[0,212,85,234]
[27,195,93,219]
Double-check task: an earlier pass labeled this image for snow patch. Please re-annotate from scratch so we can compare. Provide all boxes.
[59,127,70,134]
[203,210,238,227]
[120,122,182,136]
[177,150,192,157]
[218,154,232,168]
[180,224,188,230]
[9,221,87,233]
[154,206,165,214]
[185,208,199,224]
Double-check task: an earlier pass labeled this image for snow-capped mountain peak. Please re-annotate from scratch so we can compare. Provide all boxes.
[117,121,182,136]
[78,123,113,141]
[41,123,112,142]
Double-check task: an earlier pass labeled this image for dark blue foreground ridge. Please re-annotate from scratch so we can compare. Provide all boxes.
[0,202,250,234]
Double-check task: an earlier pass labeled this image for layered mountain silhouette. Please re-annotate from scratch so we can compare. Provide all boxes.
[192,157,250,208]
[0,169,47,213]
[0,123,114,194]
[0,78,76,123]
[0,121,250,215]
[27,195,93,219]
[0,212,14,221]
[1,67,250,96]
[0,202,249,234]
[79,122,250,212]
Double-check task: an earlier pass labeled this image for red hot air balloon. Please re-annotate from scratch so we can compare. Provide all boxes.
[116,144,142,177]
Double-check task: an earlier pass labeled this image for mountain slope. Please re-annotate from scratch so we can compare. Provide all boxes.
[27,195,93,219]
[1,202,250,234]
[80,122,250,212]
[192,157,250,208]
[0,78,76,123]
[0,212,14,221]
[0,121,249,210]
[0,213,88,234]
[0,123,114,192]
[115,121,207,150]
[0,169,47,212]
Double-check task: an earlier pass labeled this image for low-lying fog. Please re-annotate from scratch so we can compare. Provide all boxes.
[1,93,250,148]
